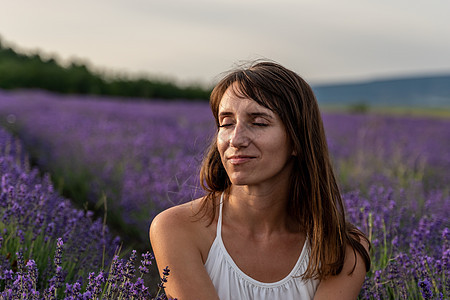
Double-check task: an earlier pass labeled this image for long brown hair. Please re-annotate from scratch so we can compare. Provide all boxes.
[199,60,370,280]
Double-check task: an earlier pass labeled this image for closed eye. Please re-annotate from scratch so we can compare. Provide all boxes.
[253,123,268,127]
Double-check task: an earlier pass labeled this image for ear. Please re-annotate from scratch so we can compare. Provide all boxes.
[291,149,297,156]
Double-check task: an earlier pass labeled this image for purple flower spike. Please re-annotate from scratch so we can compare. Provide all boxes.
[418,279,433,300]
[26,259,38,288]
[139,251,154,275]
[54,237,64,267]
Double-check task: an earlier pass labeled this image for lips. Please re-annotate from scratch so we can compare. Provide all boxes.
[227,155,256,165]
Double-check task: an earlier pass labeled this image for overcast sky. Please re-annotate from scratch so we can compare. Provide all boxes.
[1,0,449,86]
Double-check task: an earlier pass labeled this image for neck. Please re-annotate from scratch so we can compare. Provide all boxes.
[224,184,297,237]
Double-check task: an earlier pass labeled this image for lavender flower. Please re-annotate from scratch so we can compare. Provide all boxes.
[418,279,433,299]
[26,259,38,290]
[54,237,64,267]
[158,266,171,289]
[139,251,154,275]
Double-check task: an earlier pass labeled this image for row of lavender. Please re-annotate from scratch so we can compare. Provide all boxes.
[0,90,214,246]
[0,89,449,298]
[0,128,173,299]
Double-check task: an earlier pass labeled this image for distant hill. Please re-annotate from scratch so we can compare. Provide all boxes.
[312,75,450,108]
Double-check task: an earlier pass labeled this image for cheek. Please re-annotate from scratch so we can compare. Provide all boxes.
[273,135,293,156]
[216,131,228,153]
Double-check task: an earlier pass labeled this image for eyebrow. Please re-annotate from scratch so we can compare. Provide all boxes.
[218,111,274,119]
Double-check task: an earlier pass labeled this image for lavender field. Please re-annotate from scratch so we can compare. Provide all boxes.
[0,89,449,299]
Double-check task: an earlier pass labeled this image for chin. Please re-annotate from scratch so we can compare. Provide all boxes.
[231,181,249,186]
[228,175,247,185]
[229,176,257,186]
[229,179,247,186]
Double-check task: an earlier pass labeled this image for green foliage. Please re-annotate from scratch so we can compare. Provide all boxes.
[348,101,370,114]
[0,41,210,100]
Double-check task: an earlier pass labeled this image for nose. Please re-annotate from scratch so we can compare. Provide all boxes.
[229,122,250,148]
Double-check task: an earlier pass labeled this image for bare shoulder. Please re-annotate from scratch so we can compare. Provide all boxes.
[150,197,210,247]
[149,196,219,266]
[314,242,369,300]
[151,200,198,230]
[342,239,369,275]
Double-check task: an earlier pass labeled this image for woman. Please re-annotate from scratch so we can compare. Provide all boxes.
[150,61,371,299]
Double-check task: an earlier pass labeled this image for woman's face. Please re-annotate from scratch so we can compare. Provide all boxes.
[217,84,294,189]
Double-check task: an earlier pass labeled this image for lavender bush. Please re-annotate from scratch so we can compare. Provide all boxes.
[0,89,449,298]
[0,126,121,286]
[0,89,213,245]
[0,128,174,299]
[322,113,450,192]
[345,186,448,299]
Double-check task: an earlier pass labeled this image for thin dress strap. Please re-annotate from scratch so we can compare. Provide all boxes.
[217,192,224,237]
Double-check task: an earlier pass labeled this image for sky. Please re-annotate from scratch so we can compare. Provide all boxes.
[1,0,450,87]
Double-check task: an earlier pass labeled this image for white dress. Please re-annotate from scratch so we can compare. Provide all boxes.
[204,194,319,300]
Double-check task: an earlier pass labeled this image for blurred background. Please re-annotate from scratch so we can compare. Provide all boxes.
[1,0,450,109]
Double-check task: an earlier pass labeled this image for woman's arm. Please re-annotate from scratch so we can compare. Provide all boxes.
[314,242,369,300]
[150,205,220,300]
